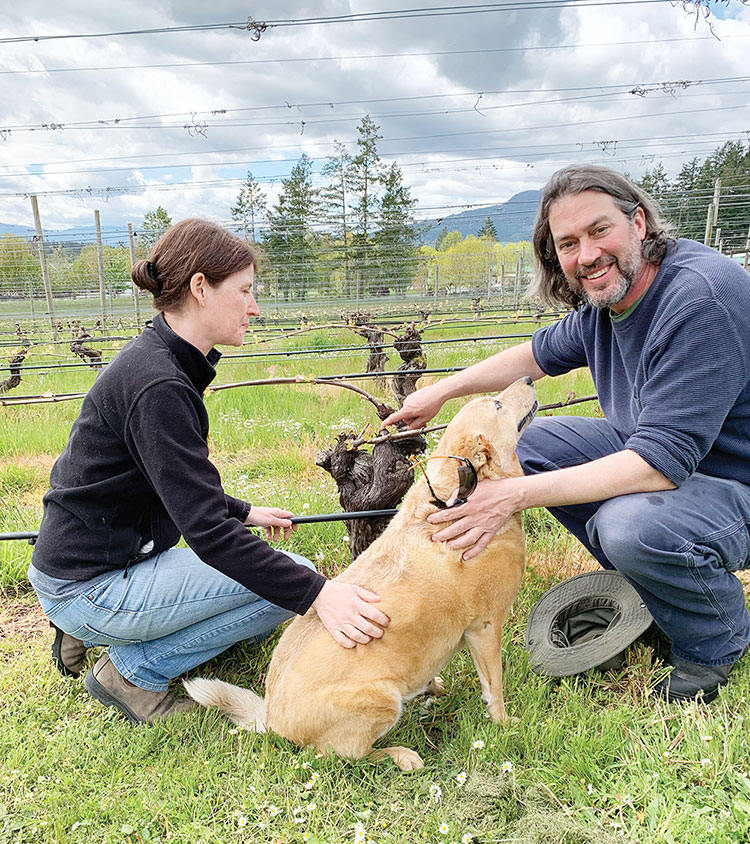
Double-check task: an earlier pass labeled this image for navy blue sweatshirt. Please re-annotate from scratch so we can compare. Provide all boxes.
[532,239,750,488]
[31,313,326,615]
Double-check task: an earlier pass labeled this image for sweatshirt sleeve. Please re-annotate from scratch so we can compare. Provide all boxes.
[531,311,589,376]
[123,379,326,613]
[225,494,251,524]
[625,297,748,486]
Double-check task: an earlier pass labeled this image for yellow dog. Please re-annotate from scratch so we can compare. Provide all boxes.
[185,377,537,770]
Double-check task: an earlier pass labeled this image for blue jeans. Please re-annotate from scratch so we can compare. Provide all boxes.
[518,416,750,667]
[37,547,315,691]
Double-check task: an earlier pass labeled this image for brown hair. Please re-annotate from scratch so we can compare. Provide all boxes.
[528,165,675,308]
[131,218,258,311]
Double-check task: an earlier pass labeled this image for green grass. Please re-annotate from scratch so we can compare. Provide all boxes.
[2,310,749,843]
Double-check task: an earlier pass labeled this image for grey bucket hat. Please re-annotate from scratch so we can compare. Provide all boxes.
[525,571,654,677]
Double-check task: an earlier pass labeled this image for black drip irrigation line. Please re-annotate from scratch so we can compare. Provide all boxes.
[0,392,600,541]
[1,511,400,544]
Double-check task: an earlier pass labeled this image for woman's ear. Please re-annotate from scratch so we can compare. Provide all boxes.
[189,272,208,307]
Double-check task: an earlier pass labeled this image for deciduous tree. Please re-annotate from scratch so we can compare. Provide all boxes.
[140,207,172,250]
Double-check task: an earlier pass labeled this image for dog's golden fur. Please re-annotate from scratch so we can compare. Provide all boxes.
[185,378,536,770]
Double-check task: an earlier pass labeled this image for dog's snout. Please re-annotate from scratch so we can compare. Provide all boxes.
[521,375,533,386]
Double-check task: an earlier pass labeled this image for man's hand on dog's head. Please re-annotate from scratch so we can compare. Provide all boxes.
[427,478,522,561]
[312,581,391,649]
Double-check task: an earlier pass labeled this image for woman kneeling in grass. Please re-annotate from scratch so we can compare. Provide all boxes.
[28,218,389,723]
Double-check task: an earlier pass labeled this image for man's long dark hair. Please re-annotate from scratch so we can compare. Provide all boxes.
[528,165,675,308]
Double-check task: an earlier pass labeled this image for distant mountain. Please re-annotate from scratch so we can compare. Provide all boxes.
[0,223,36,237]
[421,189,541,244]
[0,222,128,244]
[2,190,542,248]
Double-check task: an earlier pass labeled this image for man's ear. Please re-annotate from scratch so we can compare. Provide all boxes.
[189,272,208,306]
[633,205,647,242]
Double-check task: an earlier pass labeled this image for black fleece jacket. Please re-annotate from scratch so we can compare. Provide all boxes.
[31,313,326,615]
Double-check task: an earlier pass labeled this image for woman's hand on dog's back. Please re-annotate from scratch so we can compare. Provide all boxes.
[380,383,446,431]
[312,581,391,648]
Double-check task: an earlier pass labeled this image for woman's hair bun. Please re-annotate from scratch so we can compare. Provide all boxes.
[131,259,159,295]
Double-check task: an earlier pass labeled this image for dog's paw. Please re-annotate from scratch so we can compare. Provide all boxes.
[426,676,446,697]
[374,746,425,771]
[391,747,425,771]
[486,702,508,723]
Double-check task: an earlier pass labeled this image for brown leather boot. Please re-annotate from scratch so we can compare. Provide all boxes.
[84,653,194,723]
[50,622,87,678]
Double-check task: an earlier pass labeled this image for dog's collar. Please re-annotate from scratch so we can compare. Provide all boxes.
[410,455,478,509]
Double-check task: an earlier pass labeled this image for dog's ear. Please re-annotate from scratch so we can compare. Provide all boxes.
[470,434,497,469]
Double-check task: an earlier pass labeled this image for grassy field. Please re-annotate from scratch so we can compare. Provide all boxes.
[2,306,750,844]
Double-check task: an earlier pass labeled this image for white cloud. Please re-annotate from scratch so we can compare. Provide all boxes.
[0,1,748,230]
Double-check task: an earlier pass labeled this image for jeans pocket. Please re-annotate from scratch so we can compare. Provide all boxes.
[66,621,141,647]
[709,522,750,573]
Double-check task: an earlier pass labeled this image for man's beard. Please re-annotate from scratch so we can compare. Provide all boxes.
[568,230,644,309]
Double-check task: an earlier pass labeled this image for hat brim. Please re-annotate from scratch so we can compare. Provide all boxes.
[525,571,654,677]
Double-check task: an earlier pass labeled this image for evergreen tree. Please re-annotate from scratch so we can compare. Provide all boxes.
[373,162,419,294]
[671,157,701,232]
[349,115,384,294]
[434,226,450,250]
[320,141,354,296]
[635,141,750,252]
[231,171,267,242]
[636,162,670,204]
[477,216,498,241]
[696,141,750,251]
[265,154,318,301]
[140,207,172,249]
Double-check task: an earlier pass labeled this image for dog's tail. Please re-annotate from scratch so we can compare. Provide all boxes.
[183,678,266,731]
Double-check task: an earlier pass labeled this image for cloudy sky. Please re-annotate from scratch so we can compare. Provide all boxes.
[1,0,749,233]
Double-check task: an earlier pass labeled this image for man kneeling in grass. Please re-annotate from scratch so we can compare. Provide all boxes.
[383,164,750,703]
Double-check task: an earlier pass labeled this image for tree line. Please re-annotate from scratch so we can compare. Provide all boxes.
[238,116,421,300]
[1,136,748,302]
[633,140,750,254]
